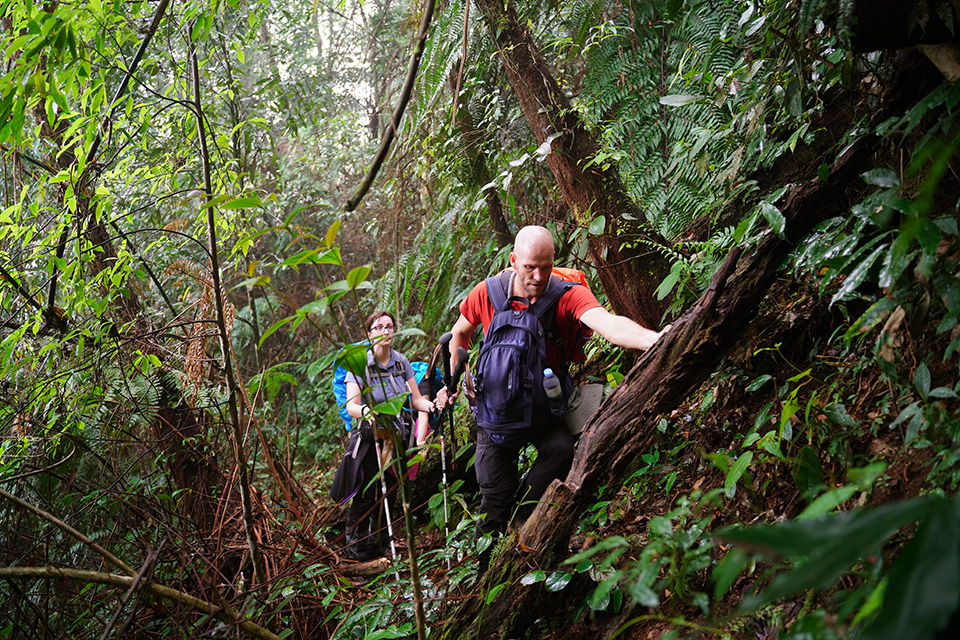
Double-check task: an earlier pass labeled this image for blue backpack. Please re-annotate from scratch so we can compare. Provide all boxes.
[474,272,578,434]
[333,353,445,432]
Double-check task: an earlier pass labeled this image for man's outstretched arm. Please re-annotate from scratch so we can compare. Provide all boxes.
[579,307,666,351]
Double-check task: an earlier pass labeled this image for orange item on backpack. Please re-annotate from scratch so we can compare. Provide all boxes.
[501,266,590,289]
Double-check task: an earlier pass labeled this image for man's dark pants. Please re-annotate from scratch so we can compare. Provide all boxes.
[474,419,575,536]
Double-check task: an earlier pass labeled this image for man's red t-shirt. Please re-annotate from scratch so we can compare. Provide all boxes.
[459,277,601,371]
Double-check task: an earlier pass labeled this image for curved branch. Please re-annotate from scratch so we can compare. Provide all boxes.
[0,566,280,640]
[0,443,75,485]
[0,486,134,576]
[0,143,56,174]
[46,0,173,323]
[86,0,172,164]
[345,0,437,211]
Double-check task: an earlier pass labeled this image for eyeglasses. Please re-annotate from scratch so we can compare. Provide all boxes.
[370,323,395,333]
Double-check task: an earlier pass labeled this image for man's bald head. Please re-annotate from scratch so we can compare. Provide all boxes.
[510,226,555,301]
[514,225,555,261]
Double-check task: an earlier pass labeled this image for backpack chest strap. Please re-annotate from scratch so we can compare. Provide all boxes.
[365,349,407,397]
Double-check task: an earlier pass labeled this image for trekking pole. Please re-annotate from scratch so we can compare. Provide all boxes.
[447,346,467,465]
[437,333,454,565]
[438,422,451,569]
[372,435,400,579]
[438,334,454,473]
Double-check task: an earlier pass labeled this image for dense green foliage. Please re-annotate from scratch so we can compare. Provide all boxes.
[1,0,959,638]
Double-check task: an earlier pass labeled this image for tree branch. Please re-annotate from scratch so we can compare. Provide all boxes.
[0,566,280,640]
[0,486,134,577]
[44,0,172,332]
[189,31,267,586]
[345,0,437,211]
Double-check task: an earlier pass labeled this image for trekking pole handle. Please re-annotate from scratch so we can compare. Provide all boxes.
[439,331,453,387]
[450,347,467,391]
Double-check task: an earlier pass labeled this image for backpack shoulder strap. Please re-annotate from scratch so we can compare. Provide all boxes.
[530,275,577,319]
[364,349,375,387]
[534,276,581,367]
[484,272,512,312]
[365,348,406,385]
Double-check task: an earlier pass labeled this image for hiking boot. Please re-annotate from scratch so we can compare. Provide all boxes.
[477,545,491,577]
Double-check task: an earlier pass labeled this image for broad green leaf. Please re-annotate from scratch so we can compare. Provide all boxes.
[573,559,593,573]
[725,451,753,498]
[588,573,621,610]
[928,387,958,398]
[934,216,959,235]
[373,393,408,416]
[824,403,858,427]
[588,215,606,235]
[798,485,857,520]
[718,497,945,559]
[847,462,887,490]
[861,168,900,188]
[298,298,328,315]
[859,498,960,640]
[761,437,783,459]
[785,78,802,117]
[879,221,919,288]
[913,362,931,398]
[325,219,341,248]
[197,193,232,209]
[316,247,342,265]
[232,275,270,290]
[655,267,680,300]
[712,547,750,600]
[563,536,629,565]
[258,315,296,347]
[335,343,369,378]
[485,582,509,604]
[844,296,898,338]
[545,571,572,592]
[659,94,698,106]
[917,219,942,255]
[746,374,772,392]
[936,315,957,334]
[891,401,921,428]
[521,571,546,585]
[346,265,371,289]
[905,409,926,443]
[792,446,825,502]
[721,498,947,609]
[760,202,785,237]
[220,195,263,209]
[281,249,320,266]
[852,580,887,627]
[831,244,886,305]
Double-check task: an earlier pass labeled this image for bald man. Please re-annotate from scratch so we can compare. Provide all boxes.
[448,225,665,574]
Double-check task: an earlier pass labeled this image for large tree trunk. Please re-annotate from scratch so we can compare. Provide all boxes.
[473,0,670,328]
[440,49,940,640]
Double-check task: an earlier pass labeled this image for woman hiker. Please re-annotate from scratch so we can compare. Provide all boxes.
[341,311,446,561]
